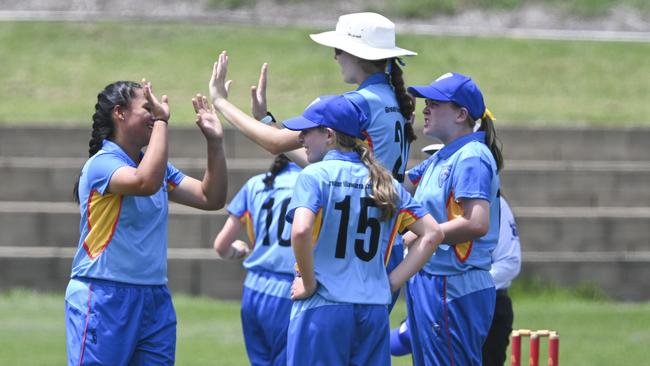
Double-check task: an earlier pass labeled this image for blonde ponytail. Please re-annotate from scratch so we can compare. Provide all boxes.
[337,133,399,221]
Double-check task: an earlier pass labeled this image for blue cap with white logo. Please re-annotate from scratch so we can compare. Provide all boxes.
[282,95,367,139]
[408,72,486,121]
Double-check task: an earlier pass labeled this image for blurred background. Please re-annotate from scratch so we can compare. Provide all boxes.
[1,0,649,365]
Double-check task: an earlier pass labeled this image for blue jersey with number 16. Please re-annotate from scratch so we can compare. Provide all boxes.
[228,163,302,275]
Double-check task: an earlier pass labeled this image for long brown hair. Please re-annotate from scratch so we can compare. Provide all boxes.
[336,133,398,221]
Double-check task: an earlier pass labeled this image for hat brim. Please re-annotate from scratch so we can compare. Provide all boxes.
[310,31,417,60]
[421,143,444,155]
[282,115,320,131]
[407,85,451,102]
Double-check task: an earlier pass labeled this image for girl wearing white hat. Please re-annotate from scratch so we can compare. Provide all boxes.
[210,13,418,313]
[209,12,417,178]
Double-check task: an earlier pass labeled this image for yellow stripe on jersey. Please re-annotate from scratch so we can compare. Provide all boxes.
[83,190,122,259]
[385,209,419,266]
[240,211,255,246]
[446,191,473,262]
[167,180,178,192]
[311,208,323,246]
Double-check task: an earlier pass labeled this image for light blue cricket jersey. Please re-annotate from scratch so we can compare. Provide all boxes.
[70,139,185,285]
[345,72,410,182]
[408,132,500,275]
[227,163,302,275]
[286,150,427,305]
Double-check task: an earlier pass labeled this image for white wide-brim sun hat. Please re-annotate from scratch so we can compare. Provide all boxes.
[310,12,417,61]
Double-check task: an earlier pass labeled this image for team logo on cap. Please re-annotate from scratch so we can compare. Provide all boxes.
[307,97,321,108]
[435,72,453,82]
[438,165,451,188]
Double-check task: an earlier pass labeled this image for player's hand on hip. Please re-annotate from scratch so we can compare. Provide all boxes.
[291,277,317,300]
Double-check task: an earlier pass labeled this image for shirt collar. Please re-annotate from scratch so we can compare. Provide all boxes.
[436,132,486,160]
[285,162,302,172]
[357,72,389,90]
[322,149,361,163]
[101,139,138,166]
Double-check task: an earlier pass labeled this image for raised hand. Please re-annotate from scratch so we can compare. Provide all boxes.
[192,94,223,142]
[209,51,233,107]
[250,63,269,120]
[142,78,170,122]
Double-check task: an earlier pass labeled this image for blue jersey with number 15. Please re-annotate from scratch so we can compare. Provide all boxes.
[286,150,427,305]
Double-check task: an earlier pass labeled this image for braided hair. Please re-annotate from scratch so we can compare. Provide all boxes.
[360,58,417,144]
[262,154,291,188]
[73,81,142,203]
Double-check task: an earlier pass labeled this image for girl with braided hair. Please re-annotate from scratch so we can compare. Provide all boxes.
[66,81,227,365]
[212,153,301,366]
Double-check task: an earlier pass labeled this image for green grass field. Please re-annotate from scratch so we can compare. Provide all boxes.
[2,288,649,365]
[1,21,649,126]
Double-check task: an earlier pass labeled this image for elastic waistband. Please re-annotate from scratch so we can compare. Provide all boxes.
[73,276,166,288]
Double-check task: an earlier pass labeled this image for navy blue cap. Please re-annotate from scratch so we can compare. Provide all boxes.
[282,95,367,140]
[408,72,486,121]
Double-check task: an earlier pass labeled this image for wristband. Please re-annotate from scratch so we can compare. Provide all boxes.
[259,112,276,125]
[155,118,168,124]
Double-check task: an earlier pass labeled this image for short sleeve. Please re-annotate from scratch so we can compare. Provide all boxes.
[344,92,372,131]
[165,161,186,192]
[286,170,322,223]
[452,155,493,201]
[407,158,433,187]
[395,184,429,233]
[85,153,128,195]
[227,182,250,218]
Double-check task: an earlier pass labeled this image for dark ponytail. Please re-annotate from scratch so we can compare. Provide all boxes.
[263,154,290,189]
[388,59,416,143]
[358,58,417,144]
[73,81,142,203]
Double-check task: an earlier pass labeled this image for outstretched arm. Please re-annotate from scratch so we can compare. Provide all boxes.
[209,51,302,155]
[169,95,227,210]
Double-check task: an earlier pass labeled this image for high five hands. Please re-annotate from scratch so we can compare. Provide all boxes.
[192,94,223,142]
[250,63,268,120]
[209,51,232,107]
[142,78,170,123]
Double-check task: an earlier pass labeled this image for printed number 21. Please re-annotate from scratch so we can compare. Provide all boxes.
[333,195,381,261]
[392,120,407,182]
